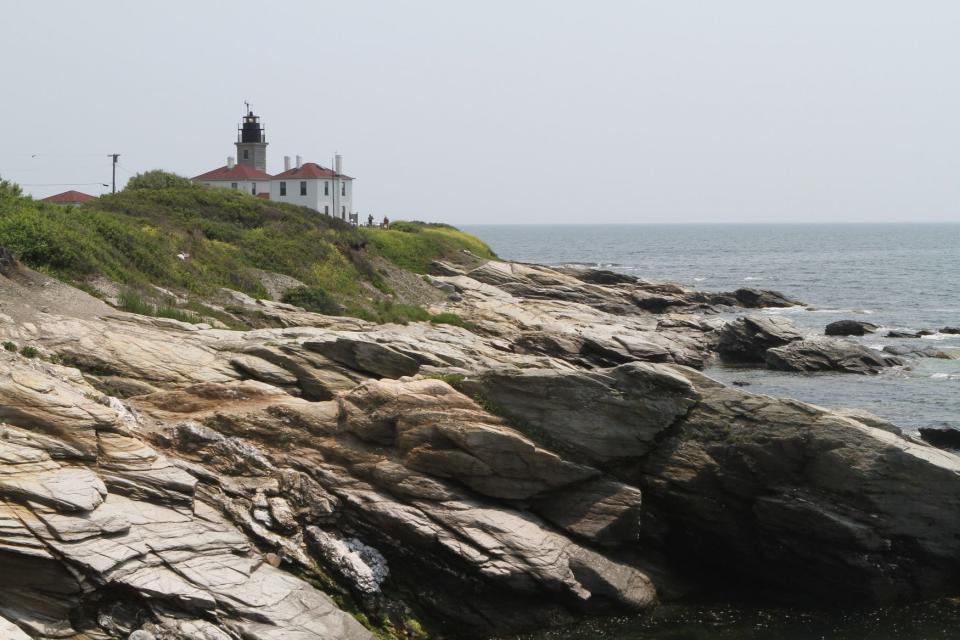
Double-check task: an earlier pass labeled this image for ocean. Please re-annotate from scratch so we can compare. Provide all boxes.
[462,223,960,433]
[463,223,960,640]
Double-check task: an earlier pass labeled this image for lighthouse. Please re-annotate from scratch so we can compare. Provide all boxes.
[235,103,268,172]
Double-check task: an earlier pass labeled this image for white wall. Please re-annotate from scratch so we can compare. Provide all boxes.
[270,178,354,219]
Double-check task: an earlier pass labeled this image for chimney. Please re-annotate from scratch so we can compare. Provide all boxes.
[295,155,302,169]
[227,156,235,169]
[335,154,343,174]
[284,156,292,171]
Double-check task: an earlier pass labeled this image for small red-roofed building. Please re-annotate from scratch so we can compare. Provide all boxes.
[40,190,96,206]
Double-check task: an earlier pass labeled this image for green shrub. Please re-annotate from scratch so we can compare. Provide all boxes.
[19,346,39,358]
[125,170,197,191]
[2,341,16,352]
[0,180,495,325]
[281,286,341,315]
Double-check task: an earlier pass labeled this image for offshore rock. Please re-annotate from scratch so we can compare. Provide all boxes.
[765,338,903,374]
[825,319,879,336]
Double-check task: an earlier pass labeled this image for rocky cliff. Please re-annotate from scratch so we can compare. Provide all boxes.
[0,251,956,640]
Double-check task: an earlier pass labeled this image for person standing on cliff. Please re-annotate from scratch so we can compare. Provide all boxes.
[367,213,374,227]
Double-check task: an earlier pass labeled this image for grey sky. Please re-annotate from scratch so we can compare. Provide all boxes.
[4,1,959,224]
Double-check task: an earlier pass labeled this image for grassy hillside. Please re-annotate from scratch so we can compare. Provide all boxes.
[0,173,495,324]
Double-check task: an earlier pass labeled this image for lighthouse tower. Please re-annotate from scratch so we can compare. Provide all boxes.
[235,104,268,172]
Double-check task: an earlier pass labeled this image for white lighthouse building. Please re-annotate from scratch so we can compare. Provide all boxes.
[193,108,355,221]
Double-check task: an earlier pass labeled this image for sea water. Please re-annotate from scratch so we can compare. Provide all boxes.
[463,223,960,432]
[463,223,960,640]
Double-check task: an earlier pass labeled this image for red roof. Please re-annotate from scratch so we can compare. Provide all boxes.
[41,190,96,204]
[192,164,273,181]
[272,162,353,180]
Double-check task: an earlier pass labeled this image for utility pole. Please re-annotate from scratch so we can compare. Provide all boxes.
[108,154,120,193]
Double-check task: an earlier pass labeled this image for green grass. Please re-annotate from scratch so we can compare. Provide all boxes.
[117,291,201,324]
[0,172,495,324]
[361,221,496,273]
[429,311,474,329]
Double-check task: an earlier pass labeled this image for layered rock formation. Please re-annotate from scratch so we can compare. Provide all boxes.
[0,252,955,639]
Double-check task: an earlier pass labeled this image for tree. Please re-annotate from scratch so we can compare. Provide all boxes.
[0,176,23,200]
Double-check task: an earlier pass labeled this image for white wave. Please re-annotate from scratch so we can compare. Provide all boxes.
[743,276,764,281]
[931,373,960,380]
[922,332,960,341]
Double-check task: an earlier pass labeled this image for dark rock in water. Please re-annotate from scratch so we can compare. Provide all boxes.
[919,330,936,336]
[825,320,879,336]
[886,330,923,339]
[918,427,960,451]
[570,268,639,286]
[941,327,960,335]
[732,288,799,309]
[883,344,958,360]
[717,316,804,363]
[732,380,751,387]
[765,338,903,374]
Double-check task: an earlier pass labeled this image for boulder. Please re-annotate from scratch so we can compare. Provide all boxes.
[825,320,879,336]
[765,338,903,374]
[717,316,804,362]
[885,330,924,339]
[883,344,958,360]
[918,427,960,451]
[941,327,960,335]
[731,287,799,308]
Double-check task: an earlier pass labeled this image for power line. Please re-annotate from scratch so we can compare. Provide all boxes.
[19,182,110,187]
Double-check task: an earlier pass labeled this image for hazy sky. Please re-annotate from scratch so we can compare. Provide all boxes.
[4,1,959,224]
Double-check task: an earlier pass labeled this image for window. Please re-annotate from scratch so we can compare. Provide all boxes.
[279,181,286,196]
[341,182,346,196]
[243,150,249,159]
[324,205,329,215]
[341,205,346,218]
[231,183,237,190]
[300,181,307,196]
[252,183,257,195]
[324,181,329,196]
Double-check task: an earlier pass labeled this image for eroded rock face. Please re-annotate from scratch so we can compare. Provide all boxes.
[0,360,372,640]
[639,373,960,602]
[765,338,903,374]
[459,362,699,466]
